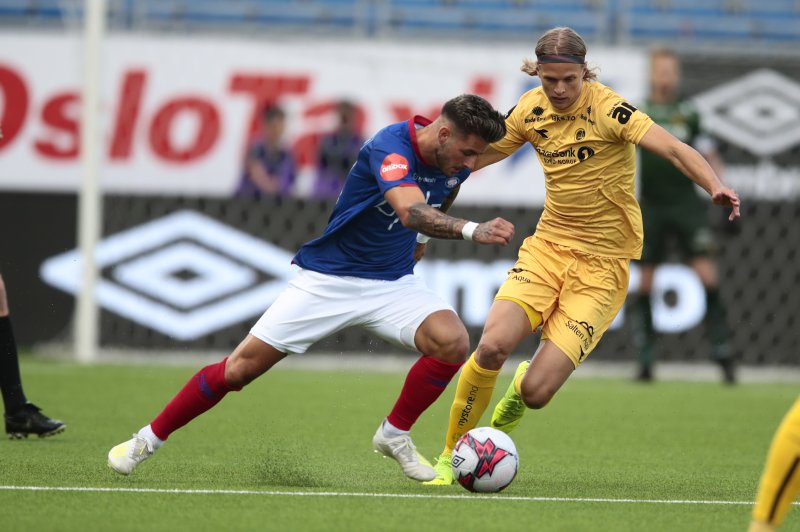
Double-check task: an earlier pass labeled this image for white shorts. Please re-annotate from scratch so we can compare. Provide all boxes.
[250,268,455,355]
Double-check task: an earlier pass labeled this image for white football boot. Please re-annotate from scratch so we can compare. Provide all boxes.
[372,425,436,482]
[107,434,155,475]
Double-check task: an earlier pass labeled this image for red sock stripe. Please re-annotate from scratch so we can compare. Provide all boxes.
[387,355,463,431]
[150,357,238,440]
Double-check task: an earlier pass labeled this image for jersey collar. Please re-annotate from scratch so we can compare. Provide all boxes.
[408,115,433,166]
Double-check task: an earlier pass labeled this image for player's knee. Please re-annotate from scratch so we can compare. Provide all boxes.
[446,333,470,364]
[427,329,470,364]
[474,338,511,369]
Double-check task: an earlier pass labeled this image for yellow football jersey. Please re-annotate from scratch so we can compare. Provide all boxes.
[493,81,654,259]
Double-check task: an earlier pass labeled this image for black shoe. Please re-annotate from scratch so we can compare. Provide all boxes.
[636,365,653,382]
[5,402,66,439]
[717,358,737,385]
[712,345,737,385]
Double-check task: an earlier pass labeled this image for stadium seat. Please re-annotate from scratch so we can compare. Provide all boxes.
[0,0,797,44]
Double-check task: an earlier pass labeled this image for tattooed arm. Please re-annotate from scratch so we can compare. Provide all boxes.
[384,186,514,244]
[411,186,460,261]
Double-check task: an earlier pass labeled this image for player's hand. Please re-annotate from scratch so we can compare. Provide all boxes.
[414,243,427,262]
[711,186,741,221]
[472,218,515,246]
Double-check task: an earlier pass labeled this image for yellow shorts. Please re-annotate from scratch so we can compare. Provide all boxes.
[495,235,630,368]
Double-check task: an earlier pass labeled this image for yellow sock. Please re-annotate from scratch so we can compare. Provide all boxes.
[751,397,800,530]
[514,370,524,395]
[442,353,500,454]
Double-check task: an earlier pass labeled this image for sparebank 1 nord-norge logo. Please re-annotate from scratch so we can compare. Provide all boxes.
[693,69,800,157]
[40,210,295,340]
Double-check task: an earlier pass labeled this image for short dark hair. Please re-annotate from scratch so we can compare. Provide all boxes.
[441,94,506,144]
[262,105,285,122]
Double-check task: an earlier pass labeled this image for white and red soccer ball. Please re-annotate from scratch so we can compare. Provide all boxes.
[451,427,519,493]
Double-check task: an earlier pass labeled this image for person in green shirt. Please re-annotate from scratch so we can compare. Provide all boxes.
[635,48,736,383]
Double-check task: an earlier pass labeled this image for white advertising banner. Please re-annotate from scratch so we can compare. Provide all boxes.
[0,33,646,205]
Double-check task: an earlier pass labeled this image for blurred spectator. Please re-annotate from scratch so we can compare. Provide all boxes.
[312,100,364,199]
[237,105,296,198]
[634,48,736,383]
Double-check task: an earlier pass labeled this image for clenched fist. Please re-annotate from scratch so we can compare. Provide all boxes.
[471,218,515,246]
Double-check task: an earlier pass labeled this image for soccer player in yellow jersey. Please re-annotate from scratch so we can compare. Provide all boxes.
[425,27,741,485]
[750,397,800,531]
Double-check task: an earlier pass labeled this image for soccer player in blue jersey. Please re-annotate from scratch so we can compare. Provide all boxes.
[107,94,515,482]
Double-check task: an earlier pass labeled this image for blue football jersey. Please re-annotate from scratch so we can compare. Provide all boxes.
[293,116,470,280]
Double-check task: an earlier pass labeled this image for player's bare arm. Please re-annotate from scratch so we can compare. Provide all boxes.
[413,186,461,261]
[701,146,725,178]
[474,145,510,171]
[384,186,514,245]
[639,123,741,220]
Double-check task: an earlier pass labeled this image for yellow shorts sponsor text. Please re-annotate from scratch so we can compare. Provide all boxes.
[495,235,630,368]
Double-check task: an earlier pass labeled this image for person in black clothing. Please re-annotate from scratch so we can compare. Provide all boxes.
[0,273,65,438]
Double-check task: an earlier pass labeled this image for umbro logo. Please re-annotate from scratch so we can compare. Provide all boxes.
[693,69,800,156]
[40,210,296,340]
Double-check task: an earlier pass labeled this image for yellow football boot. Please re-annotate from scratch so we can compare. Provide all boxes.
[423,453,453,486]
[490,360,530,434]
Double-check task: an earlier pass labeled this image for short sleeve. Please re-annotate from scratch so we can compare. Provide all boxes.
[596,93,654,145]
[491,101,529,155]
[368,143,419,195]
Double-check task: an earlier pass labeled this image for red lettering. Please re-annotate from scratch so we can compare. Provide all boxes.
[109,70,146,159]
[148,97,220,162]
[0,65,29,152]
[291,101,366,168]
[291,101,338,167]
[229,74,310,141]
[33,92,80,159]
[469,77,494,100]
[389,79,493,124]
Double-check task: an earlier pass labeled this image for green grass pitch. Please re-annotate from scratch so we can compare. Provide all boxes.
[1,358,798,532]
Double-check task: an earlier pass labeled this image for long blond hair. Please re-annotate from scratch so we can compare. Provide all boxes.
[521,27,598,81]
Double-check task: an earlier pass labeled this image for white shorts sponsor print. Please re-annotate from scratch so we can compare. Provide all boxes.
[250,268,454,354]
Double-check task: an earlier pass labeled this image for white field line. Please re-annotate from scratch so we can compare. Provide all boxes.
[1,485,793,506]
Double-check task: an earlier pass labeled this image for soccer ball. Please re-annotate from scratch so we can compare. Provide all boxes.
[451,426,518,493]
